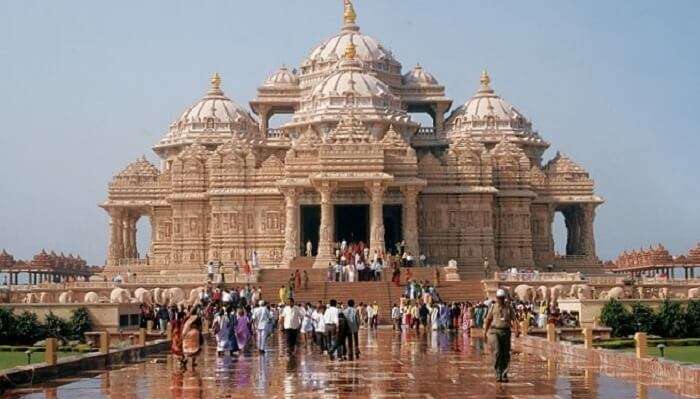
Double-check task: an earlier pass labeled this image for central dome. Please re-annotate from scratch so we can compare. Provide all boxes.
[299,1,402,89]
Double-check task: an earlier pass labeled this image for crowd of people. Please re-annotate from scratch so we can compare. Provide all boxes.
[321,239,434,284]
[163,289,384,369]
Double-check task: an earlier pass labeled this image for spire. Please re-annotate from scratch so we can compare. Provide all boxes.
[207,72,223,96]
[342,0,359,31]
[344,0,357,25]
[478,69,493,93]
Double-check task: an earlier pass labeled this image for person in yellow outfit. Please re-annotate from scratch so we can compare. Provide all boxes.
[278,285,286,305]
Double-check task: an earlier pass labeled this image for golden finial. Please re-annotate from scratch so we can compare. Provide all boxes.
[210,72,221,90]
[344,42,357,60]
[480,69,491,89]
[344,0,357,25]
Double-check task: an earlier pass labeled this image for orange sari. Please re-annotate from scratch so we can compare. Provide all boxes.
[182,315,201,357]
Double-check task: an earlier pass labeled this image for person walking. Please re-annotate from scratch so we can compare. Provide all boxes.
[484,289,520,382]
[251,300,272,354]
[281,298,304,357]
[343,299,360,359]
[323,299,340,357]
[391,303,402,331]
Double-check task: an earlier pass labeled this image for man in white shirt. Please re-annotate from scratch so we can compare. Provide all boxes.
[280,298,304,356]
[251,300,272,353]
[206,262,215,282]
[323,299,340,353]
[312,304,327,353]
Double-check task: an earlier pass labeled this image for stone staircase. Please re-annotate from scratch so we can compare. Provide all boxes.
[253,266,487,324]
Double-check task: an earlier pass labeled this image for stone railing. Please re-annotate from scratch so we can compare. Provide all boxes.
[266,128,285,139]
[413,127,438,140]
[587,275,624,286]
[497,271,585,282]
[118,258,150,267]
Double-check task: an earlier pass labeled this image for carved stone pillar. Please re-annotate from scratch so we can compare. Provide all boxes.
[281,187,300,268]
[107,209,124,266]
[401,185,420,257]
[580,203,597,259]
[313,182,336,268]
[367,181,386,256]
[149,214,156,260]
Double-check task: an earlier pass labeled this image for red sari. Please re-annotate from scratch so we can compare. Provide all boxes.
[170,319,183,357]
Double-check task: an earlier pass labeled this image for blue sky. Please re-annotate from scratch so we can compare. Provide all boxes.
[0,0,698,265]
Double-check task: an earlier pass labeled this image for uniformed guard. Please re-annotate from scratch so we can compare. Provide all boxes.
[484,288,520,382]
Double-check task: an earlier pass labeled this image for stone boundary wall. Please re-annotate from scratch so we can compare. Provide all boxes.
[0,339,170,394]
[517,335,700,387]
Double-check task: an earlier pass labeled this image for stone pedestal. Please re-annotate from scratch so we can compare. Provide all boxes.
[444,259,460,281]
[634,332,647,359]
[582,327,593,349]
[546,323,556,342]
[45,338,57,365]
[138,328,146,346]
[99,332,110,354]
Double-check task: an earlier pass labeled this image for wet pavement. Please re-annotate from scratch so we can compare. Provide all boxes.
[5,329,693,398]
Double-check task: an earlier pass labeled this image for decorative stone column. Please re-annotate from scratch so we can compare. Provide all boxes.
[108,209,124,266]
[366,181,386,256]
[281,187,300,268]
[313,182,336,268]
[579,203,597,259]
[401,185,420,257]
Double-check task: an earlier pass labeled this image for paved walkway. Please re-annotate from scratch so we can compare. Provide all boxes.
[6,329,691,398]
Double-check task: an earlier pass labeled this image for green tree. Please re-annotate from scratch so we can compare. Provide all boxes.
[685,300,700,337]
[0,307,16,342]
[653,300,688,338]
[67,307,92,341]
[600,299,634,337]
[630,302,657,333]
[44,311,69,340]
[14,311,42,345]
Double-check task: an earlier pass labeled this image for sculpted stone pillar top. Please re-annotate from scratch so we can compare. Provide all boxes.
[401,185,421,258]
[366,181,386,257]
[281,187,300,268]
[313,181,336,268]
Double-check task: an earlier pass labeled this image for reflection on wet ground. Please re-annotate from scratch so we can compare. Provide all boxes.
[5,329,693,398]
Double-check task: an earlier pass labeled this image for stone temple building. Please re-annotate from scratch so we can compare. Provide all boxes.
[101,1,603,274]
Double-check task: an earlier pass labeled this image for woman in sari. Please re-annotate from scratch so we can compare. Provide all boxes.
[461,303,473,335]
[212,307,232,357]
[182,313,203,369]
[234,308,251,351]
[391,265,401,287]
[170,309,185,369]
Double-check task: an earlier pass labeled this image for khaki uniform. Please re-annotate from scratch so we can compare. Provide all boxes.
[485,301,516,380]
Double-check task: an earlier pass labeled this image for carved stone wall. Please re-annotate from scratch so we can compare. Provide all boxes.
[418,193,495,269]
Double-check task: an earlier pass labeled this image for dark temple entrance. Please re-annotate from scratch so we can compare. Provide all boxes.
[383,205,403,254]
[300,205,320,256]
[335,205,369,244]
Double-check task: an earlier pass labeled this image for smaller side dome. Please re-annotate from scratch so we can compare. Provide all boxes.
[402,64,439,86]
[263,66,299,87]
[154,73,259,156]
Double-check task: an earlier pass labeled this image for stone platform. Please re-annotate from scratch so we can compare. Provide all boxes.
[5,330,692,398]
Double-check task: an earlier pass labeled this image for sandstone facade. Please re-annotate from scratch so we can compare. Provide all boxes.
[100,1,602,274]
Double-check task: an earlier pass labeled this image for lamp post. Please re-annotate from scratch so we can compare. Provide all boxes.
[657,343,666,358]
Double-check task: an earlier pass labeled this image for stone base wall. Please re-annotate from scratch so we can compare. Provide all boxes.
[517,335,700,389]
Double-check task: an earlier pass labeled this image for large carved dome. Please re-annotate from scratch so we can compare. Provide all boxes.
[153,73,258,157]
[286,44,413,134]
[299,1,402,89]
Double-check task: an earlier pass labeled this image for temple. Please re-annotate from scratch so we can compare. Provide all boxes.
[100,1,603,275]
